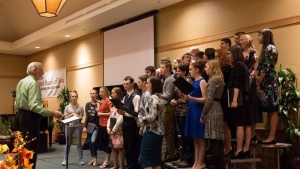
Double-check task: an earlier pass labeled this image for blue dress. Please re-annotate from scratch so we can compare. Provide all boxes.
[185,78,205,138]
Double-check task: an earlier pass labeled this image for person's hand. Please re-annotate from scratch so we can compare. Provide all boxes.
[256,85,260,92]
[200,117,205,124]
[170,99,177,105]
[231,101,238,108]
[52,111,63,118]
[83,127,87,132]
[139,128,144,136]
[117,109,125,115]
[256,76,262,84]
[183,94,190,101]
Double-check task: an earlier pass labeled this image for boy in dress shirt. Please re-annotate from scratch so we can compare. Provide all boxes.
[117,76,140,169]
[159,61,177,161]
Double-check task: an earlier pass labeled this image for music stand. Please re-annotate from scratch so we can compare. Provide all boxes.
[58,116,82,169]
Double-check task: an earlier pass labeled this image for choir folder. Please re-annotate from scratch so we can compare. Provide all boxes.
[173,77,195,95]
[110,99,138,117]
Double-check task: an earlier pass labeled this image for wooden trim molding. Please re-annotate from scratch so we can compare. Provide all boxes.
[0,74,25,79]
[156,15,300,53]
[66,60,103,72]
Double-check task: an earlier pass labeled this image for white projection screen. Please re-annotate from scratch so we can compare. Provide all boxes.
[103,16,155,86]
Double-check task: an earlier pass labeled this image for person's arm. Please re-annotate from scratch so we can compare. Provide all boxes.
[112,114,123,132]
[230,63,244,108]
[27,81,52,116]
[185,80,207,103]
[160,77,175,101]
[83,103,89,131]
[201,78,218,119]
[140,96,158,122]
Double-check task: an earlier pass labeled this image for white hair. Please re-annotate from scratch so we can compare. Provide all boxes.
[189,46,199,52]
[27,62,41,75]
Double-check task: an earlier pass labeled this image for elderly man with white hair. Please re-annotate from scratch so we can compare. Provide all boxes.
[15,62,63,169]
[189,46,200,62]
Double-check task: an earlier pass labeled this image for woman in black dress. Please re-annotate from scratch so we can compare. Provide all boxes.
[227,46,251,159]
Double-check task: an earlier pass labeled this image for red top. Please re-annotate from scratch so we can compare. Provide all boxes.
[98,98,111,127]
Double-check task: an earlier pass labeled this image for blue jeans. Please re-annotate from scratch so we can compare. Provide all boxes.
[176,115,194,164]
[87,125,99,157]
[64,126,83,160]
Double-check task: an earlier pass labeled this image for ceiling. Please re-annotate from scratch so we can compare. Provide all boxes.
[0,0,183,56]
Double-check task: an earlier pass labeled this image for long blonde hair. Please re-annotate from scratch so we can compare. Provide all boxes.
[206,60,225,85]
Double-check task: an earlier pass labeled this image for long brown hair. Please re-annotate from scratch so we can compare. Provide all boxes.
[216,48,230,67]
[206,60,225,85]
[258,29,277,64]
[111,87,123,101]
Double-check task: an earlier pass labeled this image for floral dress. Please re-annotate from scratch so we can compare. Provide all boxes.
[256,44,279,112]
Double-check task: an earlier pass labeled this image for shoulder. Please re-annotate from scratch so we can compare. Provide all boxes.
[266,44,277,53]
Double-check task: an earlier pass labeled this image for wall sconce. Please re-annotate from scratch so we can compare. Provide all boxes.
[31,0,67,18]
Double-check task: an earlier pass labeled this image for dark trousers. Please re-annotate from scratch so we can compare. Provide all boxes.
[16,110,41,169]
[122,117,139,169]
[176,116,194,164]
[210,139,224,169]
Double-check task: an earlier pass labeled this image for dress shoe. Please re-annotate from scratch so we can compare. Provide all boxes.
[177,161,193,168]
[251,135,257,143]
[171,159,181,166]
[258,140,276,144]
[232,151,244,159]
[224,149,234,157]
[243,150,250,158]
[165,157,178,162]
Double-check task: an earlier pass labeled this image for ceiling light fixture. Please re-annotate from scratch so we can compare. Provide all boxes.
[31,0,67,18]
[65,35,70,38]
[35,46,41,49]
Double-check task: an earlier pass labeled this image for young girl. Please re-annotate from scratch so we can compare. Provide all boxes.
[83,89,99,166]
[62,91,85,166]
[107,87,124,169]
[97,87,112,168]
[240,34,261,142]
[184,61,207,169]
[256,29,279,144]
[201,60,225,169]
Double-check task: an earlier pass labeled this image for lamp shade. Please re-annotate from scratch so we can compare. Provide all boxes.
[31,0,67,17]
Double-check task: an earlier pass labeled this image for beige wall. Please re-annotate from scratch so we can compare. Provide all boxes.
[28,32,104,122]
[155,0,300,82]
[0,54,28,114]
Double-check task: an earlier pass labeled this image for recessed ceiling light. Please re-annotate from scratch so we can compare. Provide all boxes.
[65,35,71,37]
[35,46,41,49]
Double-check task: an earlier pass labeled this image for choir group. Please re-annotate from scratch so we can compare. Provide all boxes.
[62,28,279,169]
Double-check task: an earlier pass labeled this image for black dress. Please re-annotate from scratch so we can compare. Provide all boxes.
[227,62,251,126]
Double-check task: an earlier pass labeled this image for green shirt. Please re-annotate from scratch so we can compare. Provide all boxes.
[15,75,52,116]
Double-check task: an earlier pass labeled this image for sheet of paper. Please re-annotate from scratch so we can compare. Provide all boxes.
[61,116,81,124]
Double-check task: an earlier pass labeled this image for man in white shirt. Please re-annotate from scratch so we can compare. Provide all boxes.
[117,76,140,169]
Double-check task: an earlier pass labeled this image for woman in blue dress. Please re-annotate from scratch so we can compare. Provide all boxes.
[184,61,207,169]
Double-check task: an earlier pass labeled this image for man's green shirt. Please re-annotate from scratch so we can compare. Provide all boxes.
[15,75,52,116]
